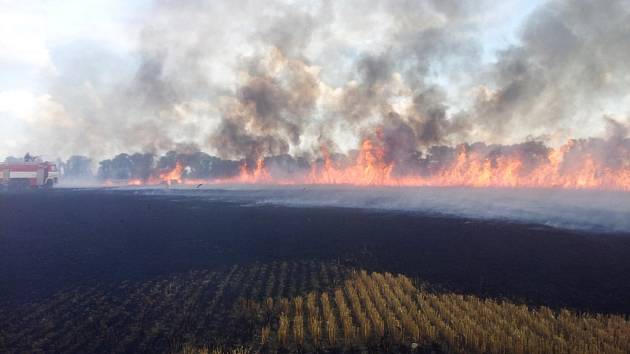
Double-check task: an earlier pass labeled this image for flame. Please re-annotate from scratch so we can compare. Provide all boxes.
[232,159,273,184]
[127,179,144,186]
[114,163,184,186]
[158,163,184,185]
[222,137,630,190]
[103,137,630,191]
[306,139,393,185]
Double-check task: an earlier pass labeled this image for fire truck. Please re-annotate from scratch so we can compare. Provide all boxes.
[0,155,59,189]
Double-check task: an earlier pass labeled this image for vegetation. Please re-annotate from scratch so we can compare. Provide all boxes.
[0,261,348,353]
[1,261,628,353]
[251,271,630,353]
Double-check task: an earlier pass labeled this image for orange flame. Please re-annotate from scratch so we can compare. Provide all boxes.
[158,163,184,185]
[127,179,144,186]
[306,139,394,185]
[223,137,630,190]
[104,137,630,190]
[232,159,273,184]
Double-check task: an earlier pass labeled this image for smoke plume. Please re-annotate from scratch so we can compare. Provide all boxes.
[4,0,630,170]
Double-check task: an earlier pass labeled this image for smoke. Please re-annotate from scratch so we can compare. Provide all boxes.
[119,186,630,233]
[248,186,630,233]
[209,48,320,159]
[604,116,629,141]
[4,0,630,168]
[471,0,630,143]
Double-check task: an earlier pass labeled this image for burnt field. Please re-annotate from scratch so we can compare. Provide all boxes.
[1,188,630,353]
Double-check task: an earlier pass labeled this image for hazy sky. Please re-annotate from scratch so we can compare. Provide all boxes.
[1,0,628,160]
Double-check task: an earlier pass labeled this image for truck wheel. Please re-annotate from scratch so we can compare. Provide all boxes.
[44,179,54,189]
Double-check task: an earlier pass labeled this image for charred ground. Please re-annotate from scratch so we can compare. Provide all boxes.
[1,189,630,352]
[1,189,629,312]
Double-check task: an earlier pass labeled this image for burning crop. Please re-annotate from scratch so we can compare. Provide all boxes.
[98,136,630,191]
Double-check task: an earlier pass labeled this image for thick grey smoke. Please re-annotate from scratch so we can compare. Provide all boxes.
[9,0,630,166]
[471,0,630,142]
[209,49,320,160]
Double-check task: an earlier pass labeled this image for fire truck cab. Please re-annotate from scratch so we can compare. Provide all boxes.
[0,157,59,189]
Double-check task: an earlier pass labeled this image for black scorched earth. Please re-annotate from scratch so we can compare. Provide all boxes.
[1,189,629,353]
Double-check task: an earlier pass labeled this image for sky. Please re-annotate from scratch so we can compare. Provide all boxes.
[0,0,628,161]
[0,0,149,158]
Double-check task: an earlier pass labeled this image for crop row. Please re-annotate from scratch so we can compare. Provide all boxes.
[0,260,348,353]
[3,261,628,353]
[252,271,630,353]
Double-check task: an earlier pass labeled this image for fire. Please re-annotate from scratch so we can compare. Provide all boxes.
[158,163,184,185]
[306,139,394,185]
[105,137,630,191]
[127,179,144,186]
[234,159,273,184]
[224,137,630,190]
[118,163,184,186]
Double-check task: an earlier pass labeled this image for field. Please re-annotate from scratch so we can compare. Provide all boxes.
[1,188,630,353]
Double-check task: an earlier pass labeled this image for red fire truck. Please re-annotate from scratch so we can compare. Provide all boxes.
[0,156,59,189]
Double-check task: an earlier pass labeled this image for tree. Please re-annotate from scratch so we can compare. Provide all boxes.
[65,156,93,179]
